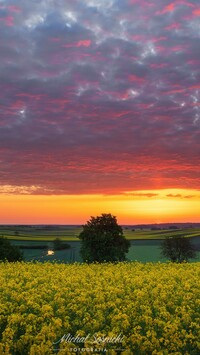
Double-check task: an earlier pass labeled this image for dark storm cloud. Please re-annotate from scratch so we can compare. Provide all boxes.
[0,0,200,194]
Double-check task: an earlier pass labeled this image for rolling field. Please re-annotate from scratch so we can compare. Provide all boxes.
[0,225,82,241]
[124,228,200,240]
[0,225,200,241]
[1,225,199,263]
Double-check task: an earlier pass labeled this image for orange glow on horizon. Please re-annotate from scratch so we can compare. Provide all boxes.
[0,188,199,225]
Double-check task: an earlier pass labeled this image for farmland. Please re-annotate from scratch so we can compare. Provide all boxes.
[0,224,200,241]
[1,226,200,353]
[0,225,81,242]
[0,261,199,354]
[0,225,200,263]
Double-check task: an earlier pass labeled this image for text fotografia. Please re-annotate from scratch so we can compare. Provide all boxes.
[53,333,124,346]
[54,347,108,353]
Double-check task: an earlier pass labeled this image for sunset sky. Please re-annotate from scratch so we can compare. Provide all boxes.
[0,0,200,224]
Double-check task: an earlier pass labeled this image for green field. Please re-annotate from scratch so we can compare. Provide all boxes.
[124,227,200,240]
[0,225,200,241]
[0,225,81,241]
[1,225,199,263]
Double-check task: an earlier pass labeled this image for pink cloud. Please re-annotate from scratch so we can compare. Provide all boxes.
[76,40,91,47]
[0,16,14,26]
[129,0,139,4]
[188,85,200,90]
[131,35,147,42]
[16,93,46,100]
[192,9,200,16]
[165,23,181,31]
[0,0,200,196]
[170,44,188,52]
[62,40,91,48]
[150,63,168,68]
[8,5,21,13]
[187,60,200,66]
[157,3,176,15]
[151,36,168,43]
[128,75,145,83]
[179,1,195,8]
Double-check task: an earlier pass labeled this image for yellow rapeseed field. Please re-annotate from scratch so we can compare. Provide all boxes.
[0,261,199,355]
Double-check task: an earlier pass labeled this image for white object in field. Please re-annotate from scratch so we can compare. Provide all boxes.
[47,250,54,256]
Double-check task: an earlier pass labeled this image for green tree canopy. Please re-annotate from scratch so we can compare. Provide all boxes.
[161,235,197,263]
[79,213,130,263]
[53,237,70,251]
[0,237,23,262]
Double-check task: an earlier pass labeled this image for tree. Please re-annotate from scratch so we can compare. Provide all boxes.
[0,237,23,262]
[161,235,197,263]
[53,237,63,250]
[53,237,70,251]
[79,213,130,263]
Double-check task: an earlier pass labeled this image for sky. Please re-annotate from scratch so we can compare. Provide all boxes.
[0,0,200,224]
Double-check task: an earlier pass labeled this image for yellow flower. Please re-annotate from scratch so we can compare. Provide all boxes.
[0,261,199,354]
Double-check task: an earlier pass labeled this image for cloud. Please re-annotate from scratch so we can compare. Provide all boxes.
[0,185,42,195]
[193,9,200,16]
[157,3,176,15]
[127,193,159,198]
[166,194,196,199]
[0,0,200,194]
